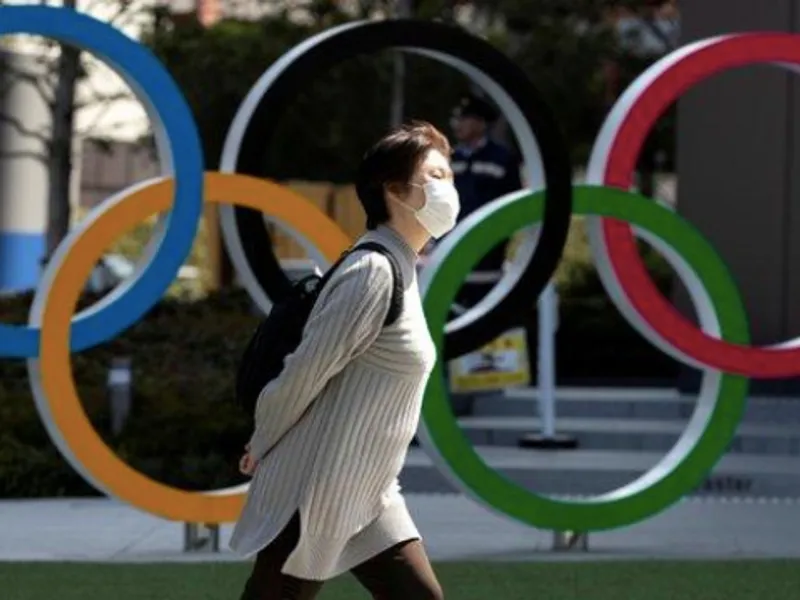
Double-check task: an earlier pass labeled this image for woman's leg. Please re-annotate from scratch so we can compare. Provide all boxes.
[239,514,324,600]
[350,539,444,600]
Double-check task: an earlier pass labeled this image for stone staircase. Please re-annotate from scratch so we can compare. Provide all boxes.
[400,387,800,498]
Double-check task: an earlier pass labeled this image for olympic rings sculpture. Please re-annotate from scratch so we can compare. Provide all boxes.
[0,5,792,529]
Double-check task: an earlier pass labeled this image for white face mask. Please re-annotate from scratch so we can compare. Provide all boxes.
[403,180,460,239]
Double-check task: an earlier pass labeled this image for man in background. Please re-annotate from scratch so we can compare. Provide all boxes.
[444,94,524,416]
[449,93,522,312]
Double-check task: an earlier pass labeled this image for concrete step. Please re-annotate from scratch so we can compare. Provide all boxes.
[399,446,800,497]
[457,416,800,454]
[471,387,800,423]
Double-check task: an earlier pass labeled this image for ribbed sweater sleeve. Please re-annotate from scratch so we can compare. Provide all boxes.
[248,252,393,460]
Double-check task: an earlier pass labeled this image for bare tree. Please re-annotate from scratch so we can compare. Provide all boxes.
[0,0,145,267]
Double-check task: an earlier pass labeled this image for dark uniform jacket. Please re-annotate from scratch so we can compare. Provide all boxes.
[450,138,522,274]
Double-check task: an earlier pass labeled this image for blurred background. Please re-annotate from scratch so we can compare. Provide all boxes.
[0,0,683,499]
[2,2,800,598]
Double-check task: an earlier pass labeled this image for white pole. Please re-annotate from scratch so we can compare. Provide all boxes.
[537,282,558,438]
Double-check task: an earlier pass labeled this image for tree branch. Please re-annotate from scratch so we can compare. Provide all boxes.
[73,89,130,112]
[75,94,136,138]
[81,0,146,28]
[0,64,56,108]
[0,149,48,164]
[107,1,141,27]
[0,112,51,144]
[80,117,144,139]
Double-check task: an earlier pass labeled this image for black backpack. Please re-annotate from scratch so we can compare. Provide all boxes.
[235,242,404,418]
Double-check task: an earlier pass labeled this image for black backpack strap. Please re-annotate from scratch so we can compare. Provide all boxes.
[354,241,404,327]
[315,241,404,327]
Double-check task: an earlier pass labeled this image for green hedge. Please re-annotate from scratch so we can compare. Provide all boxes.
[0,290,255,498]
[0,242,676,498]
[551,230,679,381]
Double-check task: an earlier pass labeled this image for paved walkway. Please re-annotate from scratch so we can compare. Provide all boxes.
[0,495,799,563]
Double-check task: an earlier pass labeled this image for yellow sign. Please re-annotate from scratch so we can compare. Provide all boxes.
[448,327,530,393]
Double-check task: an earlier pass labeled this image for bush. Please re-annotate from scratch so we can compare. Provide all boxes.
[542,218,679,382]
[553,218,674,298]
[0,289,255,498]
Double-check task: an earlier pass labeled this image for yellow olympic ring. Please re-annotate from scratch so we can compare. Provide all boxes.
[36,172,351,523]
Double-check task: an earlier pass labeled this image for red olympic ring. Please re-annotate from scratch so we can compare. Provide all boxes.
[598,33,800,378]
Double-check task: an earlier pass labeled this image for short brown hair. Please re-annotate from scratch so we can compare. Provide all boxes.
[355,121,451,229]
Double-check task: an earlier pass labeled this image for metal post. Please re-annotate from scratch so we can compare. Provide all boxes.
[183,523,220,553]
[552,530,589,552]
[518,283,578,449]
[108,357,132,437]
[539,283,556,437]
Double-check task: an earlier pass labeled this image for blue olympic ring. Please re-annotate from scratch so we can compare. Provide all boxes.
[0,6,204,358]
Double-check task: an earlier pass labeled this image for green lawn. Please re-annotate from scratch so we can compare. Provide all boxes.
[1,560,799,600]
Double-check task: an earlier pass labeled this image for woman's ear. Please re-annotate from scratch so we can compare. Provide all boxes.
[384,182,406,204]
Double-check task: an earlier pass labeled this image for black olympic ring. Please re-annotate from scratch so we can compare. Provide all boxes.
[219,19,573,359]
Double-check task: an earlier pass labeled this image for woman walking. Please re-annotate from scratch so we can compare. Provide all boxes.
[231,121,459,600]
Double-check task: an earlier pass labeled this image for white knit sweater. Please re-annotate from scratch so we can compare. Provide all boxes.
[229,225,435,581]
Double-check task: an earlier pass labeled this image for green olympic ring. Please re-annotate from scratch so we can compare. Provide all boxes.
[419,185,749,531]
